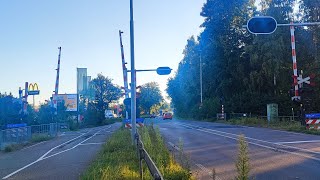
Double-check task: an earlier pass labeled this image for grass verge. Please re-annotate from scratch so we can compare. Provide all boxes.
[3,134,53,152]
[226,118,320,135]
[82,127,192,180]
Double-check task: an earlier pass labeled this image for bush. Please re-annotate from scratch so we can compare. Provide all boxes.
[4,143,24,152]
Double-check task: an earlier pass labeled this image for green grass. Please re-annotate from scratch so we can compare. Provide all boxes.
[226,118,320,135]
[31,134,53,143]
[2,134,54,153]
[140,126,192,180]
[82,127,193,180]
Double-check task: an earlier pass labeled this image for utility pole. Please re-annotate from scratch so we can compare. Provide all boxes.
[200,51,203,105]
[130,0,137,143]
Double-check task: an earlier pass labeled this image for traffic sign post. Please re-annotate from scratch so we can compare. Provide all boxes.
[156,67,172,75]
[247,16,277,34]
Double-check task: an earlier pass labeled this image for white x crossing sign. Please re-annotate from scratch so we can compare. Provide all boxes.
[297,76,310,85]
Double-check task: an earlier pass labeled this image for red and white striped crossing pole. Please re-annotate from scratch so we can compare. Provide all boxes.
[119,31,129,99]
[290,23,300,100]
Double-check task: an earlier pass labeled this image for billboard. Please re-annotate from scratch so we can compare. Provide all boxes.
[53,94,78,111]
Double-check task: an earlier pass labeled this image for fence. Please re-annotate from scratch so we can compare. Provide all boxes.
[0,123,69,150]
[135,131,163,180]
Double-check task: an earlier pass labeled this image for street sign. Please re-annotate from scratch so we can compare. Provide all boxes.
[124,98,131,106]
[306,113,320,119]
[247,16,277,34]
[156,67,172,75]
[7,123,27,129]
[297,76,310,85]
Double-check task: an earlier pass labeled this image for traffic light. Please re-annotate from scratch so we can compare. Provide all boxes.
[247,16,277,34]
[156,67,172,75]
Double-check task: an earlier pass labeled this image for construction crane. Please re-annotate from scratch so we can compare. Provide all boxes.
[119,30,129,98]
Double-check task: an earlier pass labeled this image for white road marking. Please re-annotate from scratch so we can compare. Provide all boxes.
[178,123,320,162]
[179,123,320,155]
[79,142,104,146]
[2,126,111,179]
[275,140,320,144]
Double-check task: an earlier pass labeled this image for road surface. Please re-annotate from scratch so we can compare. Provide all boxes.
[149,119,320,180]
[0,123,121,180]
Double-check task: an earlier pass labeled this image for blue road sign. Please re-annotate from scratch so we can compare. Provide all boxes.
[123,118,144,124]
[305,113,320,119]
[7,123,27,129]
[28,90,40,95]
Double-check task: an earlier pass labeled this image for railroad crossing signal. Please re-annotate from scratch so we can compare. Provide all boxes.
[297,76,310,85]
[247,16,277,34]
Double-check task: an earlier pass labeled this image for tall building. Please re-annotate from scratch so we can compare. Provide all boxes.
[77,68,87,95]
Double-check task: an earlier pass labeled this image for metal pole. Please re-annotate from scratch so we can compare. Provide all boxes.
[292,107,294,121]
[130,0,137,143]
[200,52,203,105]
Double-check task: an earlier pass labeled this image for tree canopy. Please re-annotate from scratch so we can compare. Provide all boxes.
[167,0,320,119]
[139,82,163,114]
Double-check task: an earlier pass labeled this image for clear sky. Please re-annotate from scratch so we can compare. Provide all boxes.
[0,0,205,104]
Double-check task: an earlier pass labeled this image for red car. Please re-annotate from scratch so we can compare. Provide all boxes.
[163,112,173,120]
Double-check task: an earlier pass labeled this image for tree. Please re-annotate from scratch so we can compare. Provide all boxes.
[0,92,21,126]
[139,82,163,114]
[85,74,122,125]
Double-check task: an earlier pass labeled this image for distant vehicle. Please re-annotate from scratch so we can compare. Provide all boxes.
[150,113,156,118]
[163,112,173,120]
[105,110,115,119]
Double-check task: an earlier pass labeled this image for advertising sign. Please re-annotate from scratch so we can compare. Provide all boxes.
[28,83,40,95]
[53,94,78,111]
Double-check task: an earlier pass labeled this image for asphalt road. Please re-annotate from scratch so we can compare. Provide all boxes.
[0,123,121,180]
[149,118,320,180]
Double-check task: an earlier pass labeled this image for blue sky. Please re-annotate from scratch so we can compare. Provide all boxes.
[0,0,205,104]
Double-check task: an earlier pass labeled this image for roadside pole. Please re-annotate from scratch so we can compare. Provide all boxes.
[130,0,137,143]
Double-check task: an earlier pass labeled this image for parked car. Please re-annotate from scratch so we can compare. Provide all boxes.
[105,110,115,119]
[163,112,173,120]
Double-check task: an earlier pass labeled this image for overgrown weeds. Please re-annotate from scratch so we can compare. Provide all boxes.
[82,126,193,180]
[235,134,250,180]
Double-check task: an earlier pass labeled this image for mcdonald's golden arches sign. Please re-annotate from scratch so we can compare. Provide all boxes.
[28,83,40,95]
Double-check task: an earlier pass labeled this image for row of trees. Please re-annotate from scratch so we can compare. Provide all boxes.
[0,74,166,128]
[167,0,320,119]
